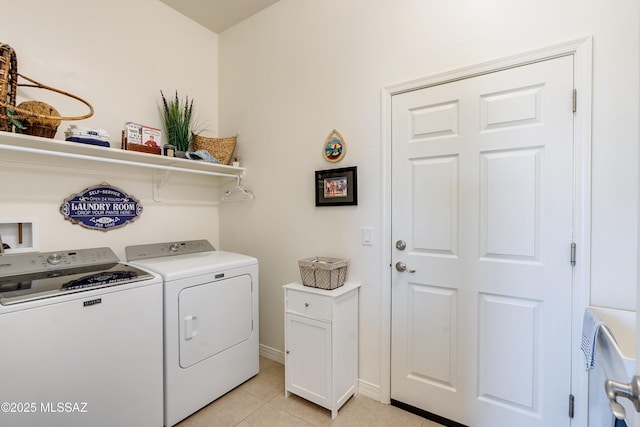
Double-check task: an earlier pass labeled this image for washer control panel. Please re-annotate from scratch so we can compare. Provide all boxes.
[0,247,119,277]
[125,240,215,261]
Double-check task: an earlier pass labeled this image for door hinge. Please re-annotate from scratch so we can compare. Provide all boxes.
[568,393,575,418]
[572,89,577,113]
[570,242,577,266]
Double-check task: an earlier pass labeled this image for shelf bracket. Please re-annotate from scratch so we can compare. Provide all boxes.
[153,170,172,202]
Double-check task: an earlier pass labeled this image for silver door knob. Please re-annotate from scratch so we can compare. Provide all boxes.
[605,376,640,419]
[395,261,415,273]
[396,240,407,250]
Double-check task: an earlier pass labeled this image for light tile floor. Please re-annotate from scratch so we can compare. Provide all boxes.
[176,357,444,427]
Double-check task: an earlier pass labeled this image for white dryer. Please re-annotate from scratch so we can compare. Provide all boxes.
[125,240,259,427]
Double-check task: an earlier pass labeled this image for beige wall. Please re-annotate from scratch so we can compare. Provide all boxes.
[0,0,222,258]
[218,0,640,393]
[2,0,639,400]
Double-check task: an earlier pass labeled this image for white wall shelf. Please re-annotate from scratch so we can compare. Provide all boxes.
[0,131,245,180]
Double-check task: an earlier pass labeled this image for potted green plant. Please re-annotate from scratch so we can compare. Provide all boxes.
[160,90,195,155]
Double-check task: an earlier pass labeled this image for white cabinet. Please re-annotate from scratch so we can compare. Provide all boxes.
[283,282,360,419]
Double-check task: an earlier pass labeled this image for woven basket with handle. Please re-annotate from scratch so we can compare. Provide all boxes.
[192,134,237,165]
[0,43,17,132]
[0,42,94,137]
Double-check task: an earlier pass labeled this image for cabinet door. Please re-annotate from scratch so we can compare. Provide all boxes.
[285,313,332,408]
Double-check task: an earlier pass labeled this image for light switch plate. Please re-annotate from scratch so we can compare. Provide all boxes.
[362,227,373,246]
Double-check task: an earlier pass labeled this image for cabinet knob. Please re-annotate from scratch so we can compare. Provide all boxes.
[286,350,290,354]
[304,303,309,307]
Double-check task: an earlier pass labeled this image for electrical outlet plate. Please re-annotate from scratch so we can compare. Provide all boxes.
[0,217,39,254]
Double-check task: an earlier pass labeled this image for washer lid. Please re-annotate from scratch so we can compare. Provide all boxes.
[0,262,153,305]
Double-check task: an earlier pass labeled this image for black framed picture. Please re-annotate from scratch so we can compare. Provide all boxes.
[315,166,358,206]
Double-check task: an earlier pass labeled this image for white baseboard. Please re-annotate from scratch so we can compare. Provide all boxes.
[259,344,285,365]
[357,379,381,402]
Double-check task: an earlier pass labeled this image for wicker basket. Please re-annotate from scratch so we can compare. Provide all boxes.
[298,257,349,290]
[16,101,61,138]
[0,43,17,132]
[192,134,236,165]
[0,41,94,136]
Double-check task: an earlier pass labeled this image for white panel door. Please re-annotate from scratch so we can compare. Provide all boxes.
[391,56,575,426]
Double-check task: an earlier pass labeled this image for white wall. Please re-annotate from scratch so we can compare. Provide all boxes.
[0,0,222,257]
[218,0,640,393]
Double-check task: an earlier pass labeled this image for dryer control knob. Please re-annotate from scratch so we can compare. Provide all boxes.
[169,243,179,253]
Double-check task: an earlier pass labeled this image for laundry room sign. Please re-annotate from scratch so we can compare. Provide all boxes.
[60,183,143,231]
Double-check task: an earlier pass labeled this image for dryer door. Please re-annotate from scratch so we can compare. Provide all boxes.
[178,274,253,368]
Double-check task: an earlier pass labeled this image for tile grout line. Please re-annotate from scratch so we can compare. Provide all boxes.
[232,392,271,426]
[268,389,332,427]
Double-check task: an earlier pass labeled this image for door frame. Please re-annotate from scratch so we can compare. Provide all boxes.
[379,36,593,425]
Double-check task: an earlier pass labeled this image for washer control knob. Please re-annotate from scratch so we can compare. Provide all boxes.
[47,253,63,265]
[169,243,180,253]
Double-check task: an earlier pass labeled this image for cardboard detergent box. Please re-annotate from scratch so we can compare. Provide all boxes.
[122,122,161,155]
[141,126,161,149]
[123,122,142,147]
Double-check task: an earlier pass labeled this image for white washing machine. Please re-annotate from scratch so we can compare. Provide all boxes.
[0,247,163,427]
[125,240,259,427]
